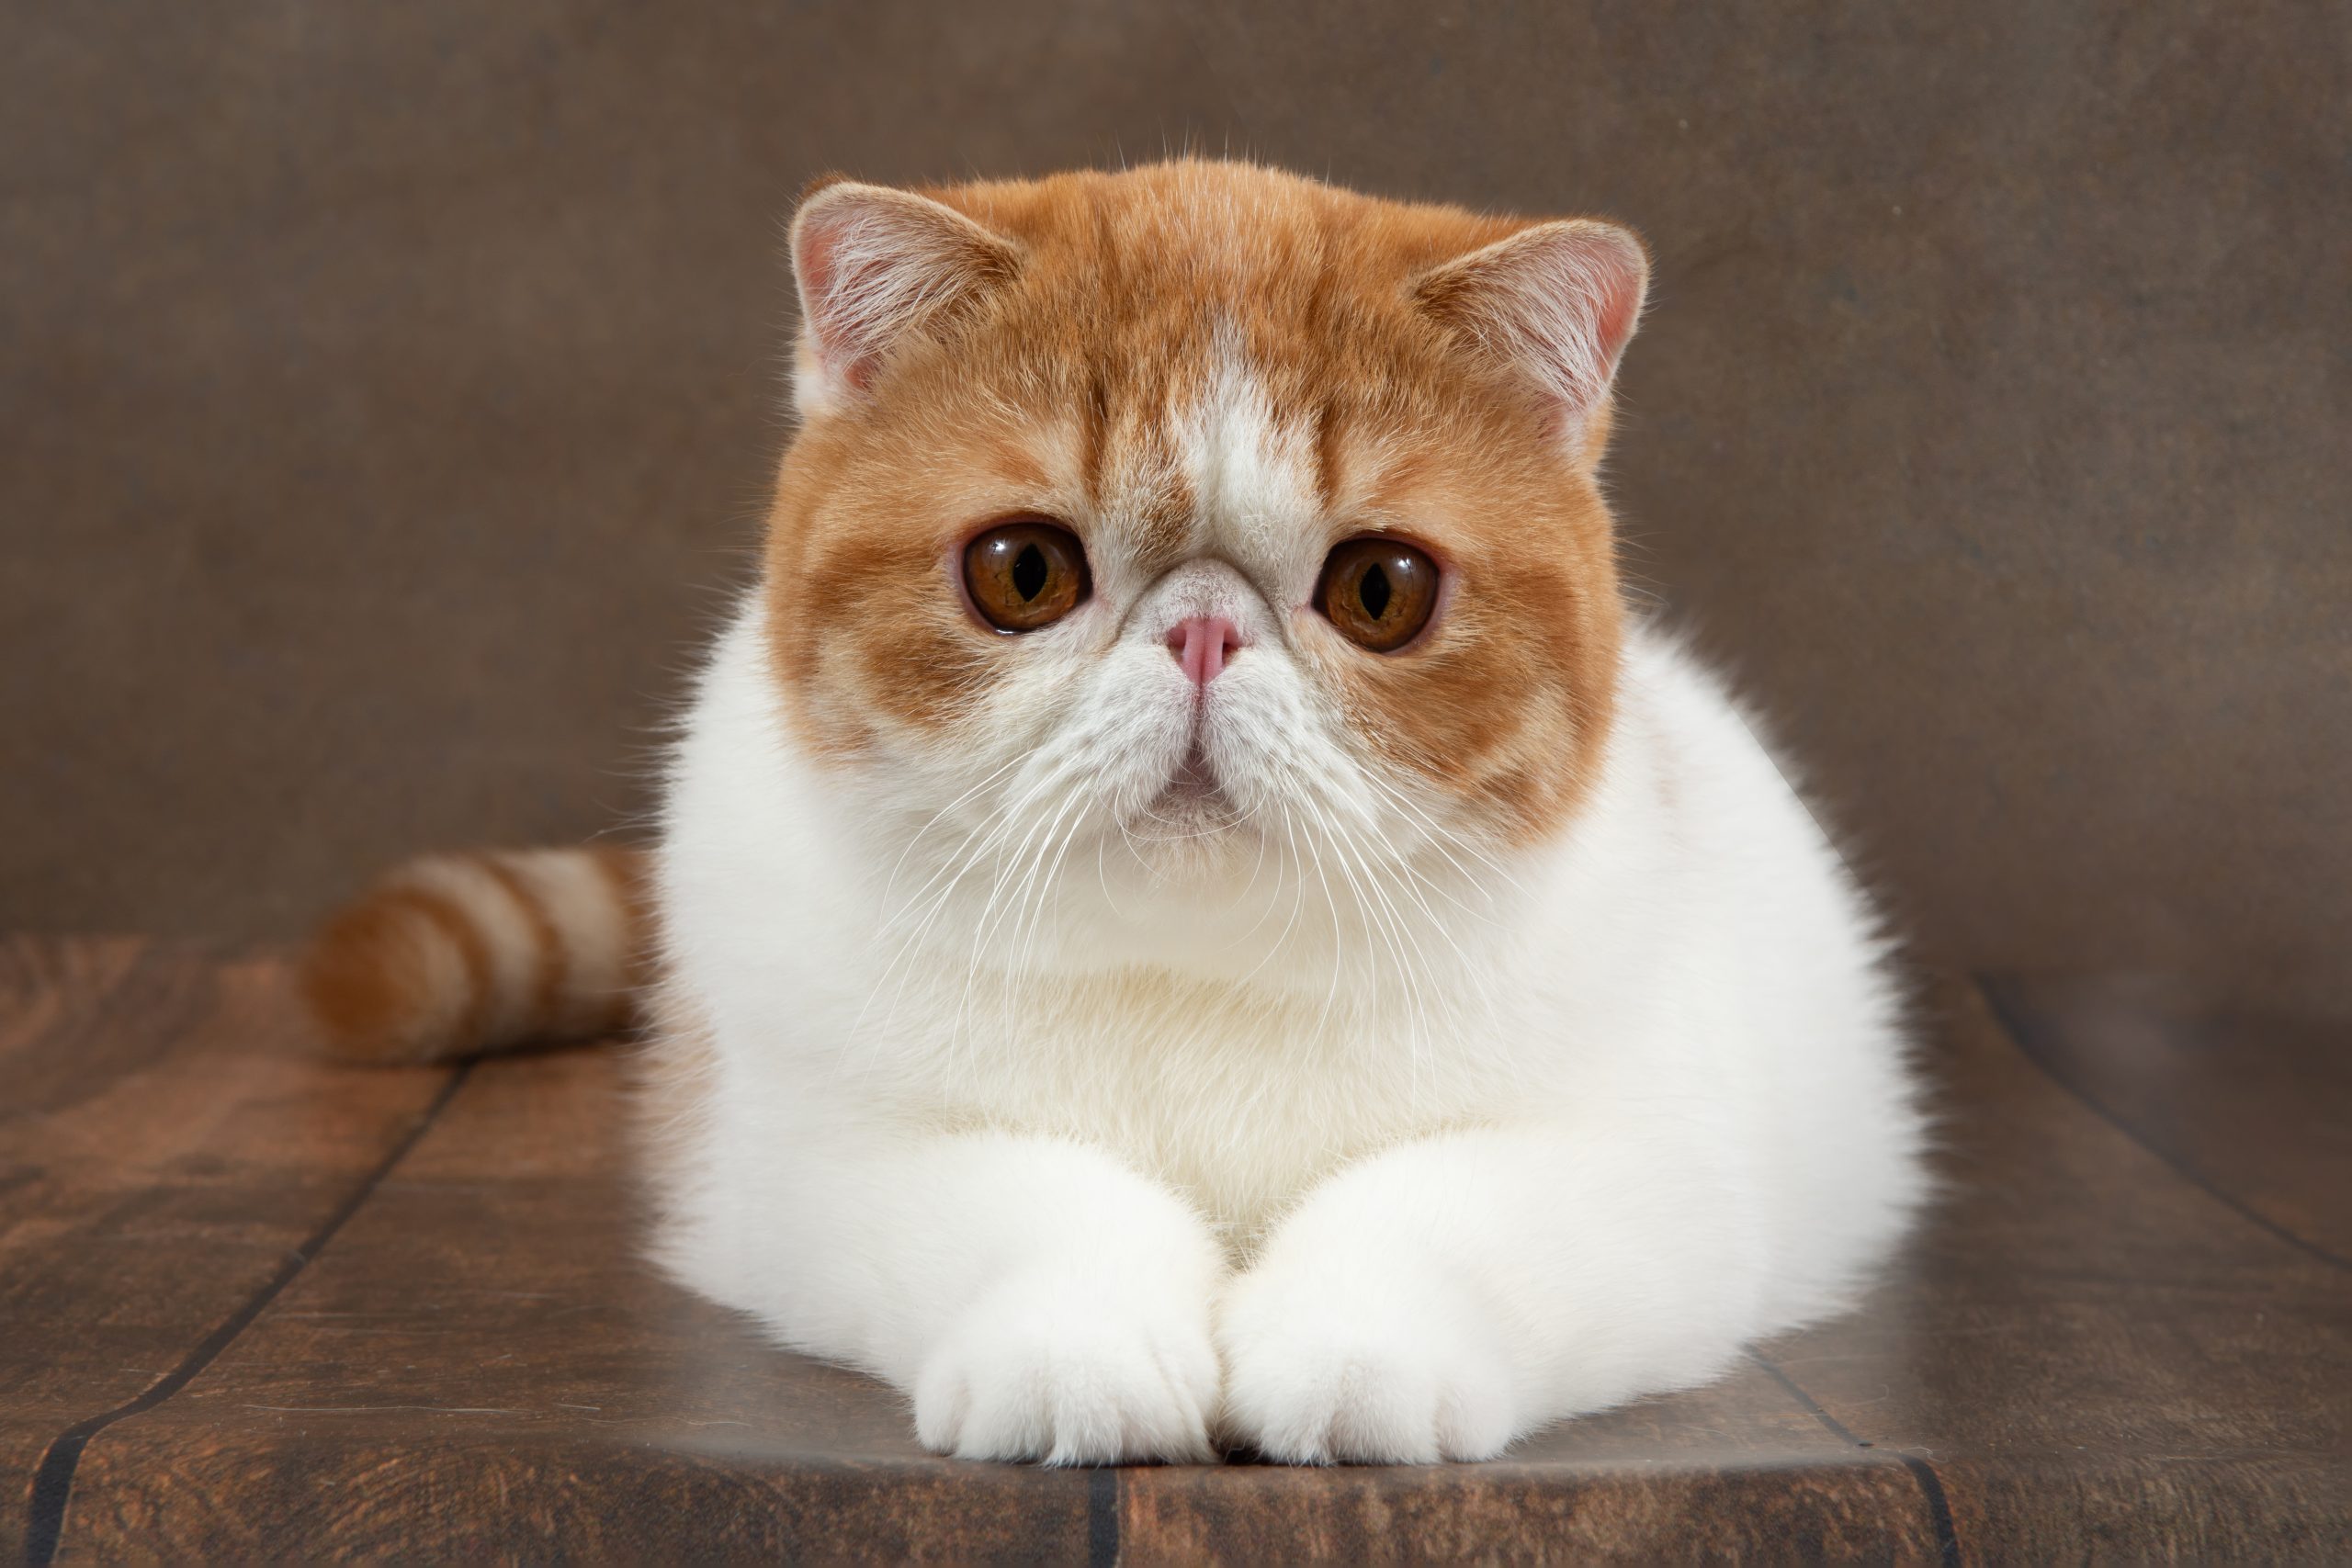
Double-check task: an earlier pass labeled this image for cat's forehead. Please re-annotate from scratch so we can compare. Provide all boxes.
[943,160,1517,292]
[916,167,1533,576]
[1061,338,1333,581]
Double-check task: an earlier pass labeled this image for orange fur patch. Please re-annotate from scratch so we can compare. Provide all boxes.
[302,882,489,1065]
[762,160,1634,841]
[301,846,650,1064]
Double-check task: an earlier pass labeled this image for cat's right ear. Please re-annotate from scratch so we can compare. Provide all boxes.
[788,180,1022,417]
[1413,219,1648,458]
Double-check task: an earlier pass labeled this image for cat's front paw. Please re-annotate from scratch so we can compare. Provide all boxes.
[913,1266,1220,1464]
[1216,1265,1517,1464]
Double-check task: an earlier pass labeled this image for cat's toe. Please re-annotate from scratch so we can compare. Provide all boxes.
[1216,1272,1516,1464]
[914,1272,1219,1464]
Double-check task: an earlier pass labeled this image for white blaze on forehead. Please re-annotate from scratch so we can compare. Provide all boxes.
[1175,337,1322,564]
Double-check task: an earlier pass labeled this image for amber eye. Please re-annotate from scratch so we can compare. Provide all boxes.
[963,521,1090,632]
[1317,537,1441,652]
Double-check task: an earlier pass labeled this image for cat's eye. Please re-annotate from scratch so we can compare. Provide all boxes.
[963,520,1090,632]
[1317,537,1440,652]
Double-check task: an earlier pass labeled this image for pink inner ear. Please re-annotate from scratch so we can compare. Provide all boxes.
[1422,220,1650,430]
[794,216,860,385]
[1585,253,1644,374]
[788,186,1018,405]
[793,200,910,394]
[1508,225,1647,419]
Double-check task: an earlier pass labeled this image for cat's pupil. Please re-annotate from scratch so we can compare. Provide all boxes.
[1012,544,1048,602]
[1360,562,1392,620]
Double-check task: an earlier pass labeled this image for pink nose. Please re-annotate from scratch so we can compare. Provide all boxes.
[1168,615,1243,691]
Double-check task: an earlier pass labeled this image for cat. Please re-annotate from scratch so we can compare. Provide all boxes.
[305,160,1926,1466]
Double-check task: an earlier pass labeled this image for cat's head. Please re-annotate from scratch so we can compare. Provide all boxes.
[760,162,1643,982]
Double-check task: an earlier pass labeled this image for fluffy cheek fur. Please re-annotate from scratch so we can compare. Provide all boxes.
[763,399,1043,756]
[762,411,1623,918]
[1309,431,1624,846]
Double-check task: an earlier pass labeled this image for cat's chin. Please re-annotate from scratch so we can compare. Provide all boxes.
[1125,800,1254,853]
[1114,784,1261,882]
[1111,743,1256,863]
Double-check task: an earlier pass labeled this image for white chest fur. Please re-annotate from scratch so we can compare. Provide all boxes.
[649,599,1923,1462]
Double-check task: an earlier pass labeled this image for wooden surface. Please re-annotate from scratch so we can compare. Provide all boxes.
[3,939,2346,1563]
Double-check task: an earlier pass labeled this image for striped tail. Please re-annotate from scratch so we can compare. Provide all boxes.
[301,845,653,1064]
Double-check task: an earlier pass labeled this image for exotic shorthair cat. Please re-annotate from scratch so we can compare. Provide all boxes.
[306,161,1924,1465]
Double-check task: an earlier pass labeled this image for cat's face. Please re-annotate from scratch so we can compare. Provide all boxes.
[760,163,1644,980]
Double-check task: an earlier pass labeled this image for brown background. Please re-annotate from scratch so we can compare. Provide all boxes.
[2,2,2345,1009]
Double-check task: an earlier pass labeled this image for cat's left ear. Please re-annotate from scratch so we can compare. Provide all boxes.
[1414,220,1649,455]
[788,179,1022,416]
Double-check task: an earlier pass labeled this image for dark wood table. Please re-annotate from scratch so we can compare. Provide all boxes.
[4,938,2346,1562]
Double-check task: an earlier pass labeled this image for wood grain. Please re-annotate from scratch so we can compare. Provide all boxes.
[5,940,2346,1562]
[59,1027,1102,1563]
[0,938,458,1565]
[1985,972,2352,1265]
[1754,978,2351,1562]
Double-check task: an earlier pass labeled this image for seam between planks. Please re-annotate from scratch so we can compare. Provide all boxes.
[1086,1466,1120,1567]
[1745,1349,1963,1568]
[18,1063,475,1568]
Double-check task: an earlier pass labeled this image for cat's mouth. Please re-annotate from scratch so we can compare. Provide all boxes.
[1142,739,1243,830]
[1168,739,1220,800]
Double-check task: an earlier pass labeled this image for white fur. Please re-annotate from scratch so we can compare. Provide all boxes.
[649,361,1925,1465]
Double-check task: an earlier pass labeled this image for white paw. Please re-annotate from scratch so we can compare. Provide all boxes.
[1216,1266,1517,1464]
[912,1266,1220,1464]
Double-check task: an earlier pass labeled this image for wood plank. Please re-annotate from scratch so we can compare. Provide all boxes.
[71,1038,1938,1561]
[1119,1447,1938,1563]
[1758,979,2351,1562]
[56,959,1935,1561]
[0,938,458,1566]
[61,1042,1102,1562]
[16,940,2350,1561]
[1985,972,2352,1264]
